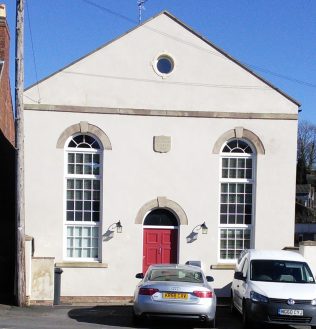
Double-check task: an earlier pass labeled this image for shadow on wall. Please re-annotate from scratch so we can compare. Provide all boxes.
[186,232,198,243]
[102,230,115,242]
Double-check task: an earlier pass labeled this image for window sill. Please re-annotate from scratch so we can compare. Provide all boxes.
[210,264,235,270]
[55,262,108,268]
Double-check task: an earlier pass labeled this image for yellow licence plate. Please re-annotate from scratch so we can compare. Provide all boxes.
[163,292,188,299]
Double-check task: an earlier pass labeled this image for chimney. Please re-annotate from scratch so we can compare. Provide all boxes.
[0,3,15,145]
[0,3,6,18]
[0,3,6,17]
[0,3,9,65]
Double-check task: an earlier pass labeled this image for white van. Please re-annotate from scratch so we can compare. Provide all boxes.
[231,249,316,328]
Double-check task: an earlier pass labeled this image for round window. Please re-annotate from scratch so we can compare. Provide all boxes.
[156,55,174,75]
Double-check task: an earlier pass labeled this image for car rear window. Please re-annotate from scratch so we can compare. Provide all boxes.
[148,269,203,283]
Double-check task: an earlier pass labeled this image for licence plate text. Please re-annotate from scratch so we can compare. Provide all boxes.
[278,309,303,316]
[163,292,188,299]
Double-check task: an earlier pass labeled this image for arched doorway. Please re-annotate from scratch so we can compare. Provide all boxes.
[143,209,179,273]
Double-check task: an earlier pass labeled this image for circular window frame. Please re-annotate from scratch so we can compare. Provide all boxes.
[152,53,175,78]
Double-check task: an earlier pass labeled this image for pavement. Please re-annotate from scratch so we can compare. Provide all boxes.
[0,304,312,329]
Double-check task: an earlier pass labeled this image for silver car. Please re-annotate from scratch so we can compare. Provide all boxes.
[133,264,216,327]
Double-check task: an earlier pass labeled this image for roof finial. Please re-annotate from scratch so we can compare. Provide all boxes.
[137,0,148,24]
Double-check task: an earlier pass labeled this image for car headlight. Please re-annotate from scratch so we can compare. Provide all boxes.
[250,291,268,303]
[311,298,316,306]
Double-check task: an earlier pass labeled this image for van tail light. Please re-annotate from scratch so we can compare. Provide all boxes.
[193,290,213,298]
[139,288,159,296]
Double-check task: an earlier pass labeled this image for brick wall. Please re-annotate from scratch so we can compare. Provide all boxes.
[0,5,15,146]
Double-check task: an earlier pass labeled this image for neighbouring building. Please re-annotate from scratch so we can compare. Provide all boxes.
[296,184,315,209]
[295,223,316,245]
[0,3,16,305]
[295,184,316,244]
[23,12,299,304]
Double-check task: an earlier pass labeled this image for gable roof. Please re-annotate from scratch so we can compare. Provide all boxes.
[162,12,300,107]
[25,11,300,107]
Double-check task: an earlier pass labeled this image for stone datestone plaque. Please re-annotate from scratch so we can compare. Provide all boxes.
[153,136,171,153]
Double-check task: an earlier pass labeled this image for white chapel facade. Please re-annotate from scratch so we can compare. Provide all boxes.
[23,12,299,303]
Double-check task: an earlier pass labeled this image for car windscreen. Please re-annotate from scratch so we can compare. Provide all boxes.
[148,269,204,283]
[250,260,315,283]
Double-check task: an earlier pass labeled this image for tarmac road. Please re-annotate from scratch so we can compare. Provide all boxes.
[0,304,312,329]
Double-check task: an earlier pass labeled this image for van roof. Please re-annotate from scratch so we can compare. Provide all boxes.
[246,250,306,262]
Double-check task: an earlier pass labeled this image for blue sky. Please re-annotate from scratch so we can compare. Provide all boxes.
[3,0,316,123]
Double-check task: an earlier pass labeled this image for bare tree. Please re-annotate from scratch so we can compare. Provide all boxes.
[297,120,316,183]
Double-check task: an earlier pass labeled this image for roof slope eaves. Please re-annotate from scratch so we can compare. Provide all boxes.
[24,11,169,92]
[162,11,300,107]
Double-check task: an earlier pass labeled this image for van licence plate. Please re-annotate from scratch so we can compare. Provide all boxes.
[278,309,303,316]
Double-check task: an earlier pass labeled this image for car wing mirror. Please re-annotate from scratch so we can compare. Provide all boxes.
[135,273,144,279]
[206,275,214,282]
[234,271,246,281]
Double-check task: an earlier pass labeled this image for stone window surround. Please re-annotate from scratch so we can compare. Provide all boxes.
[212,127,265,155]
[135,197,188,225]
[56,121,112,150]
[152,52,175,78]
[57,124,263,155]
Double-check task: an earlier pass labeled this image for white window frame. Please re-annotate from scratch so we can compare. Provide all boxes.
[63,134,103,262]
[143,225,179,230]
[218,139,256,263]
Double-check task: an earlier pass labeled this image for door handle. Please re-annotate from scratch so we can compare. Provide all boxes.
[159,247,162,254]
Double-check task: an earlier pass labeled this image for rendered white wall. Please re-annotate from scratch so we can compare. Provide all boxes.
[24,109,297,297]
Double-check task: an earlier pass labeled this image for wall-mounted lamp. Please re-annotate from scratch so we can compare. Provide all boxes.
[102,221,123,242]
[200,222,208,234]
[115,220,123,233]
[186,221,208,243]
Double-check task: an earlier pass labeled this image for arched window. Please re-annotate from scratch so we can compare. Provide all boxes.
[144,209,178,226]
[65,134,102,261]
[219,139,255,261]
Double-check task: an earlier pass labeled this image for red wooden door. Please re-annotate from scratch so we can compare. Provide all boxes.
[143,229,178,273]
